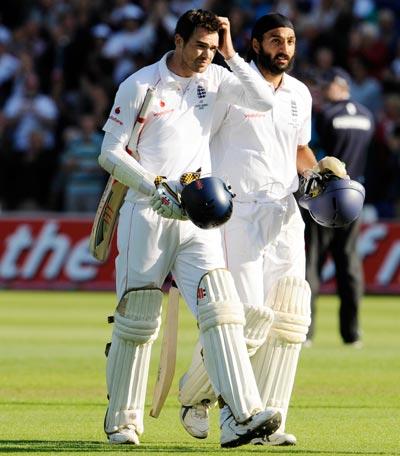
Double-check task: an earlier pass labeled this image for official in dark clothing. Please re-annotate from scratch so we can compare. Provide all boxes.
[304,67,374,345]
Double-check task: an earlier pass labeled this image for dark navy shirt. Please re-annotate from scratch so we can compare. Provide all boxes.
[316,99,374,182]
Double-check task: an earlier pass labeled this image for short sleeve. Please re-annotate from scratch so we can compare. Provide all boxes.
[103,78,142,146]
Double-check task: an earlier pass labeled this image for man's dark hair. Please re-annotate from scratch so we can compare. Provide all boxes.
[175,9,220,42]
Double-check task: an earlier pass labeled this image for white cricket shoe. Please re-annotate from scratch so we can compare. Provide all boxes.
[251,431,297,446]
[107,426,140,445]
[220,405,281,448]
[180,402,210,439]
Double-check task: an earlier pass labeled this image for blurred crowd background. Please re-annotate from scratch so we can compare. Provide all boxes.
[0,0,399,219]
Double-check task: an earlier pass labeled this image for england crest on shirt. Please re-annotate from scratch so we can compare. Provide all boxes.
[197,85,206,99]
[195,84,208,110]
[289,99,299,128]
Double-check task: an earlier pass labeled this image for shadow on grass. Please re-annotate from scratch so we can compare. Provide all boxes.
[293,405,400,410]
[0,402,105,407]
[0,441,212,453]
[251,449,394,455]
[0,441,396,455]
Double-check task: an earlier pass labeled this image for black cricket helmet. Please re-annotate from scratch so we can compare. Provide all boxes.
[299,177,365,228]
[181,177,234,229]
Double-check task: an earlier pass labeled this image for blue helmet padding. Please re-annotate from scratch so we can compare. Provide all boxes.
[181,177,234,229]
[299,179,365,228]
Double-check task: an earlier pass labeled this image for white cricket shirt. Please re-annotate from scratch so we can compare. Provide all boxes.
[211,62,312,201]
[102,52,274,200]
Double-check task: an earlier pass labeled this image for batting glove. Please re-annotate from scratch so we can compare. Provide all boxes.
[150,178,189,221]
[300,157,349,197]
[299,169,324,197]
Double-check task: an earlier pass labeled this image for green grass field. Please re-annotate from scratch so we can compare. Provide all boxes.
[0,292,399,456]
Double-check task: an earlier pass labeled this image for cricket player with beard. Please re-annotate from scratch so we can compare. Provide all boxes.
[179,13,348,446]
[98,9,282,448]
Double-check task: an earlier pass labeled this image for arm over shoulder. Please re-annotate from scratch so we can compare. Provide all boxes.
[216,54,274,112]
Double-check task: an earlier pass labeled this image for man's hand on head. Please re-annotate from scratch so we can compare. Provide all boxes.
[217,17,235,60]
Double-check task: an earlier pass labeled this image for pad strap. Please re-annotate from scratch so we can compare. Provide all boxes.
[114,288,163,343]
[244,303,274,356]
[197,269,245,330]
[266,277,311,343]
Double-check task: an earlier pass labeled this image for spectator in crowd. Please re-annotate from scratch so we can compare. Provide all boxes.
[384,123,400,216]
[349,56,383,116]
[365,94,400,218]
[0,25,20,107]
[103,4,155,84]
[313,46,334,75]
[377,8,398,62]
[59,114,105,212]
[390,37,400,79]
[82,24,114,96]
[309,0,340,32]
[349,22,390,80]
[303,67,374,346]
[0,0,399,215]
[0,128,57,210]
[3,71,58,154]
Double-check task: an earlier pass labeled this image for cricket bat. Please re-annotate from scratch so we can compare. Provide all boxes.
[150,284,180,418]
[89,87,156,262]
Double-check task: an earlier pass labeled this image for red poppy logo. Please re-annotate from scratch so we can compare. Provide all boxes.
[160,100,165,107]
[115,106,121,114]
[161,196,170,206]
[197,288,207,299]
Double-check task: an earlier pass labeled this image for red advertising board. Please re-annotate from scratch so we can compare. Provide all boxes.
[320,222,400,294]
[0,215,117,290]
[0,215,399,293]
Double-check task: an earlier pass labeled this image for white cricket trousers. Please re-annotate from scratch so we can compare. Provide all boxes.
[116,200,225,314]
[221,194,306,308]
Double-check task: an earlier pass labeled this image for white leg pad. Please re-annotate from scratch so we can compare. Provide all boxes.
[179,302,274,406]
[179,340,216,406]
[251,276,311,433]
[244,304,274,357]
[197,268,263,423]
[105,288,163,436]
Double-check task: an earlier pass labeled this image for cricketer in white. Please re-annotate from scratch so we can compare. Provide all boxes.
[97,9,282,448]
[179,13,347,447]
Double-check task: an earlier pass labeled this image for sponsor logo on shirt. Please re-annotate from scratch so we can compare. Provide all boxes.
[333,115,371,130]
[153,109,174,117]
[244,113,266,118]
[346,102,357,115]
[108,115,123,125]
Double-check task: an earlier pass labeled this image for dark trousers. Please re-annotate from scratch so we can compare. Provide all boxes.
[304,212,363,343]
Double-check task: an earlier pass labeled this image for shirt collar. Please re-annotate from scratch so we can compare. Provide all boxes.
[158,51,208,89]
[250,60,291,93]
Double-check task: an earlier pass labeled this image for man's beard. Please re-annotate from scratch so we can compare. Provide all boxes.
[257,48,294,75]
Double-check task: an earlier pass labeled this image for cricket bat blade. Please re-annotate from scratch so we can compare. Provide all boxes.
[150,285,179,418]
